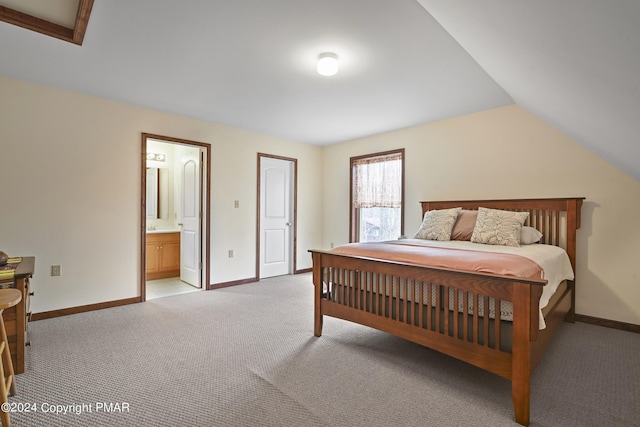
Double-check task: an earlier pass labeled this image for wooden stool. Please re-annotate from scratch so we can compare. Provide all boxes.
[0,289,22,427]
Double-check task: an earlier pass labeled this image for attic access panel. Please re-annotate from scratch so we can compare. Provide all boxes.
[0,0,93,45]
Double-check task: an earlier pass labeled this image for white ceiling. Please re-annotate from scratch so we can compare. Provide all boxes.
[0,0,638,181]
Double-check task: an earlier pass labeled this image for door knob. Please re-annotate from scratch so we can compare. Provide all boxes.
[285,222,292,226]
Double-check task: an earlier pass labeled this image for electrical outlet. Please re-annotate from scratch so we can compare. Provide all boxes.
[331,242,334,248]
[228,250,234,258]
[51,265,61,276]
[234,200,240,208]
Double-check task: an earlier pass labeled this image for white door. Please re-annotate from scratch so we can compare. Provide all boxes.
[260,157,293,278]
[180,149,202,287]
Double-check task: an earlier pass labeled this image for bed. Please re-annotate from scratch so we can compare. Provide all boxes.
[309,197,584,426]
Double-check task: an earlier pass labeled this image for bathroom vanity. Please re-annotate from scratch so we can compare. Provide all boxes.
[146,232,180,280]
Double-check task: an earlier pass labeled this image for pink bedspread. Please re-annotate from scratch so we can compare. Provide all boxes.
[330,241,544,280]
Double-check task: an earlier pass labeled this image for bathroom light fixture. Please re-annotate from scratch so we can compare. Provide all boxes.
[146,152,166,162]
[317,52,339,76]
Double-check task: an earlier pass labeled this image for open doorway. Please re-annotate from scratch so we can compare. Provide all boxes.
[141,133,211,301]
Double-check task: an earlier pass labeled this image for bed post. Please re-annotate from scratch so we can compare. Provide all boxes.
[312,252,324,337]
[511,282,541,427]
[564,198,583,323]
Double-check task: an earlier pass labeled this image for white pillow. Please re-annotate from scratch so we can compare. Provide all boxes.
[471,207,530,247]
[520,226,543,245]
[414,208,462,241]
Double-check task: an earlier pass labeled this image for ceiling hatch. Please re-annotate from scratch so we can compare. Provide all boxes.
[0,0,93,45]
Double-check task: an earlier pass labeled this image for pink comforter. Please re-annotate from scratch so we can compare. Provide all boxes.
[330,241,544,280]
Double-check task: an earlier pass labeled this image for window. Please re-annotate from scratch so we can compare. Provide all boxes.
[350,149,404,242]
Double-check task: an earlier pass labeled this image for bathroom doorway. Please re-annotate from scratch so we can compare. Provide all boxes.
[140,133,211,301]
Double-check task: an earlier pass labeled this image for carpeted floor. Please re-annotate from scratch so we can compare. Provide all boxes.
[7,273,640,426]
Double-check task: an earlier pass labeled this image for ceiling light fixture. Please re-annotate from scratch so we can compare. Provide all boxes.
[317,52,339,76]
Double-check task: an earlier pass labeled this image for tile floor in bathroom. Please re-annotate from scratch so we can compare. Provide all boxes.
[146,277,202,300]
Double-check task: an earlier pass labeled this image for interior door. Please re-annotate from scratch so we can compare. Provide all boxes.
[180,148,202,287]
[260,157,293,278]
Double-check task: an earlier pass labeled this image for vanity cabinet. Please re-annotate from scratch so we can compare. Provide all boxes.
[146,232,180,280]
[1,256,34,374]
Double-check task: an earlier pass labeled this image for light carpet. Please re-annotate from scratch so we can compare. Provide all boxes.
[8,273,640,426]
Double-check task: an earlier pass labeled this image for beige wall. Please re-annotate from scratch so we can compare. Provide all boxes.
[0,76,323,313]
[322,105,640,325]
[2,75,638,326]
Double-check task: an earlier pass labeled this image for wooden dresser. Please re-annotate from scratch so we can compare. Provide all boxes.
[1,256,33,374]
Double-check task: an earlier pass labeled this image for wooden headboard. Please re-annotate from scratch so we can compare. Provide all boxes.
[419,198,584,271]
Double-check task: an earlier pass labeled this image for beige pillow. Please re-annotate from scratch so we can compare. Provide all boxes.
[471,207,530,247]
[451,209,478,241]
[414,207,462,241]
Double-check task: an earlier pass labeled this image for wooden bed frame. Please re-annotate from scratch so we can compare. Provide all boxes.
[310,198,584,426]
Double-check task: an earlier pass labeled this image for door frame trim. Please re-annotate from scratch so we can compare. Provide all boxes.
[141,133,212,301]
[256,153,298,279]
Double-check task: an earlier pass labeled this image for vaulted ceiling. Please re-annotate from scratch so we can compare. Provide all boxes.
[1,1,638,181]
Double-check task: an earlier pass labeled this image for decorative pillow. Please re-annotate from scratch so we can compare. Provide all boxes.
[450,209,478,241]
[520,226,543,245]
[471,207,530,247]
[414,208,462,241]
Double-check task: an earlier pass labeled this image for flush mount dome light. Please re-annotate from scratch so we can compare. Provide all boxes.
[317,52,339,76]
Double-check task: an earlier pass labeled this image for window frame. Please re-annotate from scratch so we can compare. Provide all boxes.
[349,148,405,243]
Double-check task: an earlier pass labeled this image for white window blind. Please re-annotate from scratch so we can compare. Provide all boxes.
[352,152,402,209]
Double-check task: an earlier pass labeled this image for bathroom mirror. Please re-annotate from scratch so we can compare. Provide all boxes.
[146,168,159,219]
[146,168,169,219]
